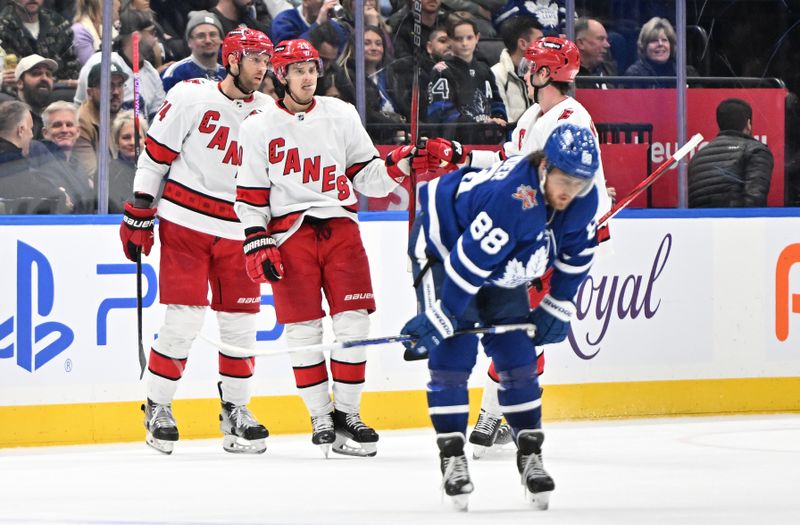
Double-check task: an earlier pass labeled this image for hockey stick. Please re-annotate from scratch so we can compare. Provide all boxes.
[407,0,422,230]
[198,323,535,358]
[599,133,704,224]
[132,32,146,380]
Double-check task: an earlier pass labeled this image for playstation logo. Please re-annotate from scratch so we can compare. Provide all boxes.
[0,241,74,372]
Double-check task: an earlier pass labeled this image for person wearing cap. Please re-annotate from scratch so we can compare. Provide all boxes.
[160,10,226,93]
[0,0,80,83]
[73,9,166,122]
[10,54,57,139]
[72,61,128,184]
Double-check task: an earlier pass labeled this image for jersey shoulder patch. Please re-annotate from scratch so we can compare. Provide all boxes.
[433,61,449,73]
[558,108,574,120]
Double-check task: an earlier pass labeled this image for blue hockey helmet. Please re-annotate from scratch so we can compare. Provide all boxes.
[543,123,599,180]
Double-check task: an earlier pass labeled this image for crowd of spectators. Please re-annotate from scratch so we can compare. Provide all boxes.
[0,0,783,213]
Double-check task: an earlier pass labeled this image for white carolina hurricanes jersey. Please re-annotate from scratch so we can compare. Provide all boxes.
[133,79,270,240]
[472,96,612,218]
[234,96,398,245]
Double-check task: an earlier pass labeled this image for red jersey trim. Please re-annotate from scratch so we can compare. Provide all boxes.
[345,157,377,180]
[236,186,271,207]
[217,81,254,103]
[162,180,239,222]
[145,136,179,166]
[276,97,317,116]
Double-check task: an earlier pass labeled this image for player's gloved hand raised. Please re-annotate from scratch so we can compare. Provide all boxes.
[424,137,468,169]
[119,202,156,262]
[528,294,575,346]
[384,144,416,183]
[400,300,457,361]
[243,229,284,283]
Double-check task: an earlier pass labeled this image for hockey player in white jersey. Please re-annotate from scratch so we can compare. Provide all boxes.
[234,39,416,458]
[401,123,601,510]
[417,36,614,456]
[118,28,274,455]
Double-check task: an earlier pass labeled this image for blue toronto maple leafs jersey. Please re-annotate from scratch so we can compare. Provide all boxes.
[418,154,599,316]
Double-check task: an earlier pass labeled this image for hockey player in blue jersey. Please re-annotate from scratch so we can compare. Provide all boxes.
[401,123,600,511]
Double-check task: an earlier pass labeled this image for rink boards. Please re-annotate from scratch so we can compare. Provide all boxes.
[1,210,800,447]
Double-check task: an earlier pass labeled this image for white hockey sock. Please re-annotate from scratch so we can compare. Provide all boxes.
[217,312,258,406]
[331,310,369,414]
[480,374,503,419]
[287,320,333,417]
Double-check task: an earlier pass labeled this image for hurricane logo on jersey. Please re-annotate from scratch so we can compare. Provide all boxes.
[493,245,549,288]
[512,184,538,209]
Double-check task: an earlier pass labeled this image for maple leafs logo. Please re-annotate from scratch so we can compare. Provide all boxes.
[492,246,548,288]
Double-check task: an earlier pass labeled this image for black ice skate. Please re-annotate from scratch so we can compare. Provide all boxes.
[516,429,555,510]
[437,432,474,511]
[142,399,179,455]
[469,409,504,459]
[310,412,336,458]
[219,401,268,454]
[332,409,378,457]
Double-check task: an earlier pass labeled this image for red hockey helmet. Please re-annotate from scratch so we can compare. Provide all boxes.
[221,28,274,68]
[518,37,580,82]
[271,39,323,83]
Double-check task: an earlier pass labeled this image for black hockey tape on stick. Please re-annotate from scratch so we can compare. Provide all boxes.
[199,323,536,358]
[407,0,423,230]
[132,31,146,380]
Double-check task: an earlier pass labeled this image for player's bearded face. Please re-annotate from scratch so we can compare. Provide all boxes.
[285,62,319,104]
[542,166,589,210]
[237,53,270,92]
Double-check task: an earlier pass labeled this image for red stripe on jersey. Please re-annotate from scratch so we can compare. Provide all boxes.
[148,349,187,381]
[487,361,499,383]
[236,186,271,207]
[219,353,255,378]
[162,180,238,221]
[293,361,328,388]
[343,204,358,214]
[345,159,372,180]
[145,136,179,165]
[268,211,303,233]
[537,352,545,376]
[330,359,365,384]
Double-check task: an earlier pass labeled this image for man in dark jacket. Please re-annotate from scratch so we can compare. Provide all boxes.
[688,98,774,207]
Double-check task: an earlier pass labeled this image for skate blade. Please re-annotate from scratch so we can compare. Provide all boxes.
[471,444,489,460]
[319,444,331,459]
[446,494,470,511]
[145,433,175,455]
[331,434,377,457]
[525,489,551,511]
[222,435,266,454]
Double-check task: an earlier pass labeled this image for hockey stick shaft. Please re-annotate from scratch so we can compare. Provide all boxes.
[599,133,704,225]
[200,323,535,358]
[407,0,423,230]
[132,32,146,380]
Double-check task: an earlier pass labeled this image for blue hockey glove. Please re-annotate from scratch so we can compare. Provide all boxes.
[529,294,575,346]
[401,300,456,361]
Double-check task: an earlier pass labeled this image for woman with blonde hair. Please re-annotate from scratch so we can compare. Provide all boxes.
[107,110,149,213]
[72,0,121,64]
[624,17,697,87]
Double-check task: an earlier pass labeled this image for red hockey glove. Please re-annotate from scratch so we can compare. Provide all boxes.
[119,202,156,261]
[384,144,416,183]
[424,137,468,169]
[411,144,442,174]
[243,230,284,283]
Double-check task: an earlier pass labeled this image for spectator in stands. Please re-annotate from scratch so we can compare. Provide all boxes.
[441,0,502,39]
[0,100,66,214]
[0,0,80,86]
[575,17,616,87]
[624,17,698,88]
[74,9,166,122]
[427,16,506,144]
[387,25,451,122]
[34,100,94,213]
[210,0,271,39]
[72,0,121,65]
[491,16,542,123]
[121,0,182,66]
[107,109,148,213]
[74,61,127,185]
[271,0,348,46]
[11,54,56,139]
[307,21,355,102]
[341,25,405,143]
[390,0,447,59]
[689,98,773,208]
[161,10,225,93]
[493,0,566,36]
